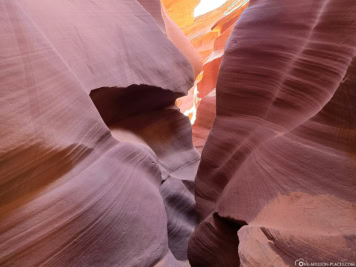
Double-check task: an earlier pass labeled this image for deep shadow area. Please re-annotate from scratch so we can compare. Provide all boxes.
[188,212,247,267]
[90,85,182,126]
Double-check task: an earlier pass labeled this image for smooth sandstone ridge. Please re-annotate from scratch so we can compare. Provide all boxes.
[190,0,356,266]
[1,0,199,266]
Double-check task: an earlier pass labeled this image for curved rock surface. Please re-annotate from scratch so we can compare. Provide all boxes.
[18,0,194,94]
[190,0,356,266]
[0,0,198,266]
[2,0,356,266]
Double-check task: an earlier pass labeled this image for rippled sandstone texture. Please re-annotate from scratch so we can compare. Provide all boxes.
[1,0,356,267]
[0,1,200,266]
[189,0,356,266]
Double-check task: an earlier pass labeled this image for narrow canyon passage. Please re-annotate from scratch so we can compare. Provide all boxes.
[0,1,355,267]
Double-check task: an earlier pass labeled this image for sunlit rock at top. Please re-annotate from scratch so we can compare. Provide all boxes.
[194,0,228,17]
[172,0,249,151]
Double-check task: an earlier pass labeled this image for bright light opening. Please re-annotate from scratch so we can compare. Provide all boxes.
[194,0,228,17]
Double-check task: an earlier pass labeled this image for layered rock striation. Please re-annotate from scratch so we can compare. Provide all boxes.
[0,1,200,266]
[190,0,356,266]
[1,0,356,266]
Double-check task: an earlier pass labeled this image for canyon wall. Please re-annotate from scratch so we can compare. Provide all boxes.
[0,1,200,266]
[1,0,355,266]
[189,0,356,266]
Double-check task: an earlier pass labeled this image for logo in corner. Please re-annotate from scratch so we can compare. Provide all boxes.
[295,258,305,266]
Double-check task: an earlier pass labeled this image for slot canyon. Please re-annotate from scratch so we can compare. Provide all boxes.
[0,0,355,266]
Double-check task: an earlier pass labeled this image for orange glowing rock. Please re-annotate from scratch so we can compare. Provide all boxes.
[162,5,203,78]
[170,0,248,131]
[161,0,200,28]
[197,53,222,98]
